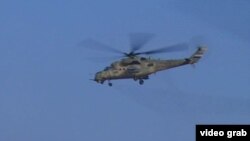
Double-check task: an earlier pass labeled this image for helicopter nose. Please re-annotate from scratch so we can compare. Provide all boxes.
[94,72,103,82]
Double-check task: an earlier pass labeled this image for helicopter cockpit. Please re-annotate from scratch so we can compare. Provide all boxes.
[103,61,119,71]
[103,66,112,71]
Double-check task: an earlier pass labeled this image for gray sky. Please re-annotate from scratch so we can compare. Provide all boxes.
[0,0,250,141]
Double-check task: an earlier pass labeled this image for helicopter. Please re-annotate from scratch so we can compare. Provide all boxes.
[84,34,207,86]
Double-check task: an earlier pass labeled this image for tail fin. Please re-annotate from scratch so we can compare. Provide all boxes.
[187,46,207,64]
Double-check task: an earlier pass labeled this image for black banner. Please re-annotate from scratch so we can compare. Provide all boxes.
[196,125,250,141]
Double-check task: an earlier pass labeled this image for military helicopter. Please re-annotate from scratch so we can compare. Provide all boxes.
[85,34,207,86]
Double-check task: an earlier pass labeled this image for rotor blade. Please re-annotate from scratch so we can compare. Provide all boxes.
[137,43,189,55]
[78,39,124,54]
[129,33,155,52]
[85,55,123,63]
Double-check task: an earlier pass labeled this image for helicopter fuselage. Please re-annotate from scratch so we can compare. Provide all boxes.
[95,58,187,82]
[94,47,207,86]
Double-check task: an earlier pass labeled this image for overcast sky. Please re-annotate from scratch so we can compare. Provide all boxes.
[0,0,250,141]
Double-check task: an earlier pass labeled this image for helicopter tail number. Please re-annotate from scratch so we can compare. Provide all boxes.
[188,46,207,64]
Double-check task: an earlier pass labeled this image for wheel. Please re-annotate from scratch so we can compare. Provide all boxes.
[108,82,112,87]
[139,79,144,85]
[100,80,104,84]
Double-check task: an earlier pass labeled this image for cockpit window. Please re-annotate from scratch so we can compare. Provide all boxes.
[103,66,111,71]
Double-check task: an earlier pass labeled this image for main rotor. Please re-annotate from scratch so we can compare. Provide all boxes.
[81,33,189,58]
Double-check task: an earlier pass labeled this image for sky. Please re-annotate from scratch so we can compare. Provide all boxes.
[0,0,250,141]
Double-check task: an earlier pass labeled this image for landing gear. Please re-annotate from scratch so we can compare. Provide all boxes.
[139,79,144,85]
[108,80,112,87]
[108,82,112,87]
